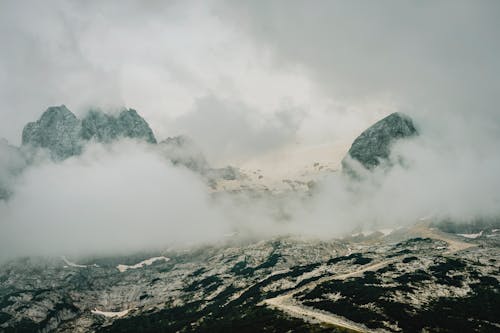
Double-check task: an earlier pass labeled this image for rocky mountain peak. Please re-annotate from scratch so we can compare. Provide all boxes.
[114,109,157,144]
[21,106,157,161]
[21,105,82,160]
[342,112,418,174]
[81,108,156,144]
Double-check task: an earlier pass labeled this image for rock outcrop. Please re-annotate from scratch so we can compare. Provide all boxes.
[9,105,243,198]
[81,109,157,144]
[342,112,418,175]
[21,106,157,160]
[22,105,82,160]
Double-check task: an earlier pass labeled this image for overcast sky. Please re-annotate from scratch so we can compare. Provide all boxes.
[1,1,500,258]
[3,1,498,163]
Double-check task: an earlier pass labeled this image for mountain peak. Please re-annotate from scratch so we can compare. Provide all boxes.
[81,108,156,144]
[342,112,418,175]
[22,106,157,160]
[22,105,82,160]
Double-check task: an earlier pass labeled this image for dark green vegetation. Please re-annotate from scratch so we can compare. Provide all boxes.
[93,252,378,332]
[95,252,376,332]
[432,218,500,234]
[98,303,351,333]
[299,257,500,333]
[327,253,373,266]
[231,252,282,277]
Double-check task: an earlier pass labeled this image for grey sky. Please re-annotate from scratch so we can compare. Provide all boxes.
[2,1,499,162]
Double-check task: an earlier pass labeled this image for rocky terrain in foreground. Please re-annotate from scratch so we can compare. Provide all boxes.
[0,224,498,333]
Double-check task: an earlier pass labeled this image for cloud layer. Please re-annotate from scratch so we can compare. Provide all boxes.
[1,1,499,259]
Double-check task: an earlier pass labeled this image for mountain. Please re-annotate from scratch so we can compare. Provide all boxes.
[12,105,240,195]
[81,109,157,144]
[342,112,418,176]
[2,107,499,332]
[21,106,157,160]
[22,105,83,160]
[1,227,498,332]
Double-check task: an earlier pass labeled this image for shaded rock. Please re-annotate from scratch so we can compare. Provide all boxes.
[80,110,117,143]
[342,112,417,175]
[81,109,156,144]
[22,105,82,160]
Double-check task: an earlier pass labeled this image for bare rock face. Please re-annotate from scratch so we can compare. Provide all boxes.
[22,106,157,161]
[342,112,418,175]
[1,234,498,333]
[81,109,157,144]
[22,105,82,160]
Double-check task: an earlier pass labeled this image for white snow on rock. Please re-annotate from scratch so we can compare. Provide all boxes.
[378,228,394,236]
[457,231,483,239]
[62,256,98,268]
[351,228,394,237]
[91,308,130,318]
[116,256,170,272]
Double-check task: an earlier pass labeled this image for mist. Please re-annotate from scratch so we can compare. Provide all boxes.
[1,130,499,259]
[1,1,499,259]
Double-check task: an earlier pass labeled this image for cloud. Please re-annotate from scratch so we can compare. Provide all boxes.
[310,137,500,230]
[215,1,500,125]
[175,95,305,163]
[1,128,499,260]
[0,1,499,260]
[0,141,230,258]
[0,0,342,157]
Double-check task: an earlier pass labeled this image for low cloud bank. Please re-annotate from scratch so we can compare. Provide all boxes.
[0,141,230,258]
[1,122,499,260]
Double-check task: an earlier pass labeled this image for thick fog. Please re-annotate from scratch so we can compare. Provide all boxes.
[1,1,499,258]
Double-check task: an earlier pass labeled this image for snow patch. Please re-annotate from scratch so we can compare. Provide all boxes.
[378,228,394,236]
[116,256,170,272]
[351,228,394,237]
[457,231,483,239]
[62,256,98,268]
[91,308,130,318]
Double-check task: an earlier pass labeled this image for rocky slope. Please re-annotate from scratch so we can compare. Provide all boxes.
[0,227,498,332]
[342,112,418,176]
[81,109,156,144]
[22,106,83,160]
